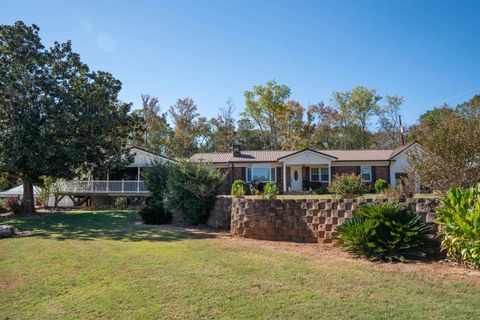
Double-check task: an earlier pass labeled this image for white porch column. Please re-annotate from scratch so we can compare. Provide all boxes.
[137,167,141,192]
[283,163,287,192]
[106,173,109,192]
[328,163,332,185]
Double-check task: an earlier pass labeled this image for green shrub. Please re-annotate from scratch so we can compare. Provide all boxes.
[327,174,369,198]
[374,179,389,193]
[314,186,328,195]
[336,203,433,262]
[263,182,279,199]
[115,197,127,207]
[138,202,171,225]
[0,199,7,213]
[7,199,24,215]
[436,185,480,268]
[231,180,248,197]
[143,160,174,202]
[165,160,226,225]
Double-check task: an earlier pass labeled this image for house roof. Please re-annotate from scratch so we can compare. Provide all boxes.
[190,150,295,163]
[190,145,415,164]
[128,146,176,162]
[0,185,41,197]
[389,141,419,159]
[325,149,394,161]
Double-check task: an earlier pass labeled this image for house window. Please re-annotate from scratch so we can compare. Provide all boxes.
[321,167,329,182]
[310,168,320,181]
[310,167,330,182]
[246,167,276,183]
[361,166,372,182]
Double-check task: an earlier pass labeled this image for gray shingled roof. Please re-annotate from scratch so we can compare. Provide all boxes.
[190,146,414,163]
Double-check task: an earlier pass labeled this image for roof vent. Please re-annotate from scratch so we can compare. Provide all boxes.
[232,144,241,157]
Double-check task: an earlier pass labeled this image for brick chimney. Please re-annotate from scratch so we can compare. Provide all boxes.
[232,144,241,157]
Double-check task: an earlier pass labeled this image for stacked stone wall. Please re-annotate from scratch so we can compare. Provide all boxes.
[229,197,439,243]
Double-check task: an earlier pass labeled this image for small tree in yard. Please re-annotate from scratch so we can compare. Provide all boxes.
[0,22,135,213]
[165,160,226,225]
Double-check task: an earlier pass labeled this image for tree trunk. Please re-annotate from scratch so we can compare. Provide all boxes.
[22,177,36,214]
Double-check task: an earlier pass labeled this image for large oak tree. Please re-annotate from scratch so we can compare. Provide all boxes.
[0,21,135,213]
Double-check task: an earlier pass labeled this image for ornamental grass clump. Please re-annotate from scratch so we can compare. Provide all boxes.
[436,185,480,268]
[336,203,434,262]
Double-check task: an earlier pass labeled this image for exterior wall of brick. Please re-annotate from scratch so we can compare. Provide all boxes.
[220,165,391,193]
[332,166,359,176]
[373,166,390,184]
[207,196,232,229]
[229,197,439,243]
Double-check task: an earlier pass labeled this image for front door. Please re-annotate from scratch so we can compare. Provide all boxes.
[290,166,302,190]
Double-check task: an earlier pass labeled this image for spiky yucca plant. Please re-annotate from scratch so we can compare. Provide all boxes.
[336,203,434,262]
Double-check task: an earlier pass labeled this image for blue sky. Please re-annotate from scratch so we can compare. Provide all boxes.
[2,0,479,126]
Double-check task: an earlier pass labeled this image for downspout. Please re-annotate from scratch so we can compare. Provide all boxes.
[387,160,392,185]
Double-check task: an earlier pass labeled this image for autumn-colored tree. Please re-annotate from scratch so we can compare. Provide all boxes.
[208,99,237,152]
[236,118,264,150]
[332,86,381,149]
[243,80,291,150]
[307,102,344,149]
[131,95,172,155]
[375,95,404,148]
[278,100,309,149]
[409,98,480,193]
[168,98,205,158]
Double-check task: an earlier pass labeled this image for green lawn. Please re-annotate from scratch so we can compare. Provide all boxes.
[1,211,479,320]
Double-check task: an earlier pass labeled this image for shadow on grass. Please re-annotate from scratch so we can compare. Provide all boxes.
[4,211,219,242]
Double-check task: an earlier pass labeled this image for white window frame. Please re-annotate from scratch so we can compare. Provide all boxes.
[310,167,329,182]
[360,166,372,182]
[246,167,276,183]
[310,167,320,182]
[320,167,329,182]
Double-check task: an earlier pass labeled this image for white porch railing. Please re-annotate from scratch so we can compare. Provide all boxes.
[59,180,149,194]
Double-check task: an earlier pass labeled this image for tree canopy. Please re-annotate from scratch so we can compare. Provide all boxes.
[0,21,135,213]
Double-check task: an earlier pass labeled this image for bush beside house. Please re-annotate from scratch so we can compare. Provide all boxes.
[263,182,279,199]
[231,180,248,197]
[328,174,369,198]
[138,202,171,225]
[374,179,389,193]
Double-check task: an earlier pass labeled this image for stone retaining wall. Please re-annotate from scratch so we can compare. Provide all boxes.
[230,197,440,243]
[207,196,232,229]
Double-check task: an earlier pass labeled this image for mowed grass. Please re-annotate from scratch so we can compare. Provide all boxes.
[1,211,479,320]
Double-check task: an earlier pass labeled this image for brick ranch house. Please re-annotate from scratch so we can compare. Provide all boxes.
[190,142,419,194]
